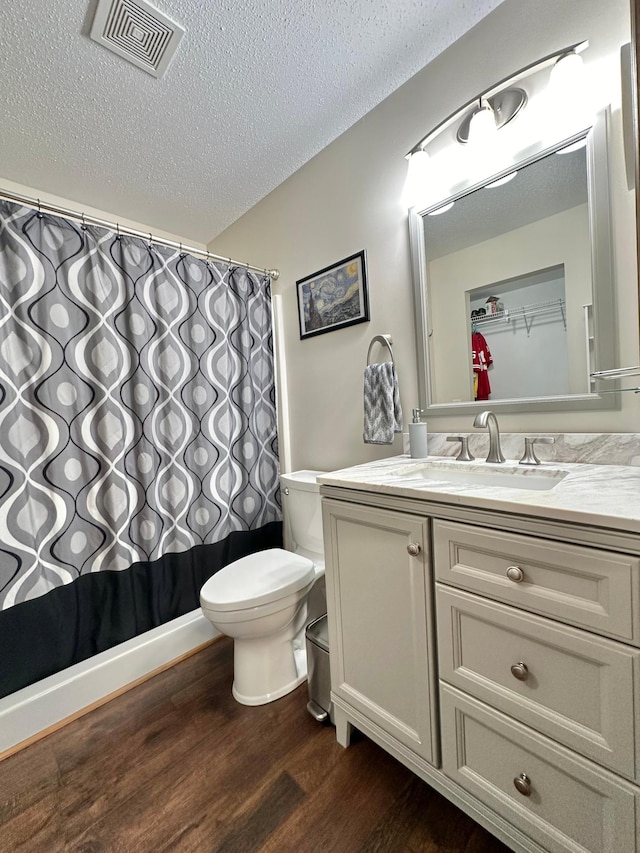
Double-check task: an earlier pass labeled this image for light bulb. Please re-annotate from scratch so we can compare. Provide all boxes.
[402,148,431,208]
[467,102,498,150]
[546,50,591,140]
[465,100,506,181]
[550,51,584,93]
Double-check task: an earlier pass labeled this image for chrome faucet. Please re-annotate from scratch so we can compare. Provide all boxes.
[473,410,505,463]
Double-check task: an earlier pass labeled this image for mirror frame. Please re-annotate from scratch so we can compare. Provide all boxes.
[409,108,619,416]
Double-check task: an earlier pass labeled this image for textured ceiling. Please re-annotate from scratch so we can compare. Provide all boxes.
[0,0,505,243]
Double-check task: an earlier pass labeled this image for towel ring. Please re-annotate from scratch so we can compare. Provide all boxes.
[366,334,394,366]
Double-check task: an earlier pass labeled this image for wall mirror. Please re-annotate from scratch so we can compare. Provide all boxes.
[409,108,618,415]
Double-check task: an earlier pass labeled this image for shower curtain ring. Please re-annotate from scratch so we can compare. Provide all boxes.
[81,213,87,231]
[116,223,121,239]
[37,198,43,219]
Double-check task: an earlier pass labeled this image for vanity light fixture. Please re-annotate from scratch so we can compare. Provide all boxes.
[460,91,526,146]
[404,40,589,204]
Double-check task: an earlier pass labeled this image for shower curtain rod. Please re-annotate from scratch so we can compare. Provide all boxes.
[0,188,280,280]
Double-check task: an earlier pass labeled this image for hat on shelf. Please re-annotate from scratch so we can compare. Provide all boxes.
[485,296,504,314]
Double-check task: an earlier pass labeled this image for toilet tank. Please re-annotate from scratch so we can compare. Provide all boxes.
[280,470,325,557]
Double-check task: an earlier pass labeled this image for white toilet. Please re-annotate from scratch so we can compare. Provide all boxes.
[199,470,326,706]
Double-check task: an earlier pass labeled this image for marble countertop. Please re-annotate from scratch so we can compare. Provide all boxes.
[318,455,640,534]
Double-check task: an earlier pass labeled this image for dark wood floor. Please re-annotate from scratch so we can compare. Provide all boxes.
[0,638,510,852]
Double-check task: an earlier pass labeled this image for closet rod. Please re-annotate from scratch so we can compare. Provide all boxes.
[0,188,280,281]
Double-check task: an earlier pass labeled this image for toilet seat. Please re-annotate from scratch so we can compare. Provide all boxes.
[200,548,315,612]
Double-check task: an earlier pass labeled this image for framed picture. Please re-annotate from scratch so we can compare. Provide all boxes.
[296,250,369,340]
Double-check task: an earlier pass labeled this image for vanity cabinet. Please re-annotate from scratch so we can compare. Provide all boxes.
[322,488,640,853]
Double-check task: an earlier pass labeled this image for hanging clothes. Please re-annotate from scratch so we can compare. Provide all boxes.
[472,331,493,400]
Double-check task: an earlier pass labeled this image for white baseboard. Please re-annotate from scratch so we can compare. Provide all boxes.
[0,610,219,756]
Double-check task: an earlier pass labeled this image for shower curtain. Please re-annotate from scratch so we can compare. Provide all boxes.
[0,200,282,699]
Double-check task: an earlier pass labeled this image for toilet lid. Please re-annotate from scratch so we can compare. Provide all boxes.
[200,548,315,612]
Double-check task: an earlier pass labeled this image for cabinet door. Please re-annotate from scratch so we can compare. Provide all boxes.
[322,498,438,765]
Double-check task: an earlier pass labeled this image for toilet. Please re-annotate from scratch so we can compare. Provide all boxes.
[199,470,326,706]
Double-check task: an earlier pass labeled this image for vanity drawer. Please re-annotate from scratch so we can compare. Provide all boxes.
[433,519,640,642]
[437,585,640,779]
[440,684,638,853]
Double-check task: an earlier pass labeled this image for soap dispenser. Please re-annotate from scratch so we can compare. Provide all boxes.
[409,408,428,458]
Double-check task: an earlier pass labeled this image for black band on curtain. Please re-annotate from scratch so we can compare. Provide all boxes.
[0,523,282,700]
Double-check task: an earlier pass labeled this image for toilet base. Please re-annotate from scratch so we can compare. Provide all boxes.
[232,670,307,706]
[231,630,308,706]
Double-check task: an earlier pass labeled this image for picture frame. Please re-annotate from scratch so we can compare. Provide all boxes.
[296,250,369,340]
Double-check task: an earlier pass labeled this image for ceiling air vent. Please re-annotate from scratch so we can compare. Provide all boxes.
[89,0,185,78]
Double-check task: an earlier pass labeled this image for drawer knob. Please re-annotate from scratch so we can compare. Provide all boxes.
[510,662,529,681]
[407,542,422,557]
[506,565,524,583]
[513,773,532,797]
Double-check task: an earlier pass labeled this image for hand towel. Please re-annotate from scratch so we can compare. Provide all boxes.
[363,362,403,444]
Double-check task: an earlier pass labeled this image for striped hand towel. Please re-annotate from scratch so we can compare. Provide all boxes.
[363,362,403,445]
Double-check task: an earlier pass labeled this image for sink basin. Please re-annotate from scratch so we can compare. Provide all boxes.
[397,460,568,491]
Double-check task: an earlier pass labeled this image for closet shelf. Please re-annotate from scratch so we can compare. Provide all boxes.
[471,298,566,335]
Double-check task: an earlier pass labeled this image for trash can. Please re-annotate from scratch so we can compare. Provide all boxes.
[305,614,333,723]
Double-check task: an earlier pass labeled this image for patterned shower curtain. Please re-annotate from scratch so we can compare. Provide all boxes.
[0,200,282,699]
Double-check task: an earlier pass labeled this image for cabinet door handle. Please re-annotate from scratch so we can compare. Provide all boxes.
[506,565,524,582]
[510,662,529,681]
[513,773,532,797]
[407,542,422,556]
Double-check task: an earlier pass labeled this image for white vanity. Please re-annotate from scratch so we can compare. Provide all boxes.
[320,452,640,853]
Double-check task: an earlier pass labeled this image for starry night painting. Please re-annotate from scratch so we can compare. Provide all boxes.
[296,250,369,339]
